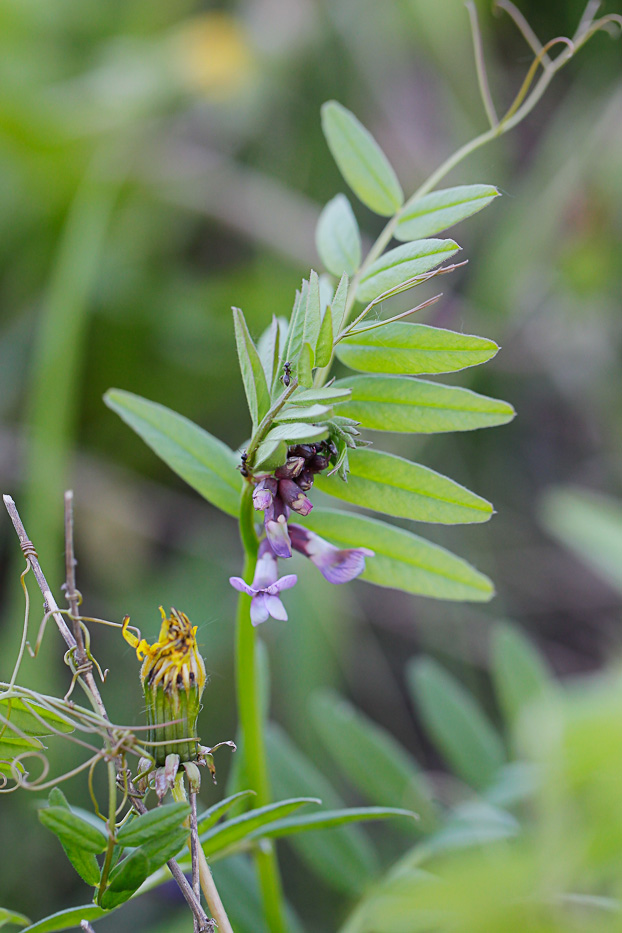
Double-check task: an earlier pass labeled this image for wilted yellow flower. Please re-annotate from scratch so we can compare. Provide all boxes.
[123,607,206,765]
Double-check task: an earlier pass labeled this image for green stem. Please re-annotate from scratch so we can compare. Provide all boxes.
[245,378,299,472]
[97,757,118,903]
[234,484,287,933]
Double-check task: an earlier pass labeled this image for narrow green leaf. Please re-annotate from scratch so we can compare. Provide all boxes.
[321,101,403,216]
[0,699,74,737]
[47,788,70,809]
[315,448,493,525]
[336,322,499,376]
[101,850,150,910]
[315,308,334,372]
[333,374,515,433]
[0,735,43,763]
[116,802,190,847]
[316,194,362,276]
[395,185,500,241]
[253,438,288,473]
[197,791,256,831]
[257,315,283,387]
[303,270,322,355]
[264,422,328,444]
[266,724,377,895]
[491,623,552,726]
[38,807,108,854]
[540,486,622,594]
[19,906,107,933]
[407,658,505,789]
[104,390,241,517]
[138,826,189,869]
[281,282,307,380]
[331,273,350,336]
[357,239,460,304]
[232,307,271,428]
[303,508,494,602]
[297,340,314,388]
[288,384,352,406]
[249,807,417,840]
[0,908,30,929]
[275,403,332,423]
[200,798,320,858]
[60,843,100,886]
[310,690,437,831]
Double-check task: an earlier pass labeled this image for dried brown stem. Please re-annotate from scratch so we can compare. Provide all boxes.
[3,492,212,933]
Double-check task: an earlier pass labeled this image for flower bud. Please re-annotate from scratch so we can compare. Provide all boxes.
[123,608,206,767]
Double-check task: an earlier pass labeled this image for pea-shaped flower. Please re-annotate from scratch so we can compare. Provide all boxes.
[123,607,206,766]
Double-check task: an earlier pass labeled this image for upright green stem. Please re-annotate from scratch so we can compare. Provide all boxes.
[235,483,287,933]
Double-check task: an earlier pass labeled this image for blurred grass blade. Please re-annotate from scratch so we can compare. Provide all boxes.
[233,306,271,428]
[304,508,494,602]
[491,623,553,726]
[356,239,459,303]
[266,724,377,895]
[0,908,30,929]
[104,390,242,517]
[315,448,494,525]
[335,323,499,376]
[316,194,362,276]
[200,798,320,858]
[197,791,257,831]
[395,185,500,240]
[321,101,403,216]
[333,375,515,433]
[407,658,505,789]
[540,486,622,593]
[310,690,437,831]
[249,807,418,840]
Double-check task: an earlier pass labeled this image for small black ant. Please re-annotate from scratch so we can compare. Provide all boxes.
[239,450,249,477]
[281,361,292,387]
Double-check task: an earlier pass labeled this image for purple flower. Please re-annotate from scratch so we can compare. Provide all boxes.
[279,478,313,516]
[289,524,374,584]
[230,543,297,626]
[253,477,278,512]
[264,495,292,558]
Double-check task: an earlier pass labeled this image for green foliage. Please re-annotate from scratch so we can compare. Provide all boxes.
[103,389,242,517]
[333,375,515,433]
[408,658,506,788]
[233,307,271,429]
[304,508,494,601]
[200,797,320,857]
[316,194,362,276]
[0,909,30,930]
[115,801,190,847]
[335,322,499,376]
[394,184,500,240]
[0,699,74,737]
[315,448,493,525]
[320,101,404,216]
[18,906,108,933]
[356,238,459,303]
[491,623,553,727]
[38,806,108,854]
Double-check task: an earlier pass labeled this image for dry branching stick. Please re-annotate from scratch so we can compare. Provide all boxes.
[3,493,213,932]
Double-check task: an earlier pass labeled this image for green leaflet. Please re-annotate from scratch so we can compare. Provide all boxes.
[257,315,284,388]
[253,438,288,473]
[0,699,74,737]
[316,194,362,276]
[287,384,352,406]
[314,448,493,525]
[310,690,437,831]
[356,239,460,304]
[101,850,150,910]
[232,307,271,428]
[303,270,322,358]
[264,422,328,444]
[116,802,190,847]
[0,735,44,764]
[60,843,100,887]
[104,390,241,517]
[335,322,498,375]
[248,807,417,840]
[0,908,30,929]
[200,798,320,858]
[315,305,334,368]
[321,101,403,217]
[395,184,500,240]
[303,508,494,602]
[491,623,553,727]
[407,658,505,789]
[18,906,108,933]
[274,403,332,423]
[197,791,256,831]
[330,273,350,337]
[333,374,514,433]
[38,807,108,854]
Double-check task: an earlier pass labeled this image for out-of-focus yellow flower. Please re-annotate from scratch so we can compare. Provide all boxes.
[123,608,206,765]
[173,12,254,98]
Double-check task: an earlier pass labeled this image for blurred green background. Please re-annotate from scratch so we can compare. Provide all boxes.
[1,0,622,930]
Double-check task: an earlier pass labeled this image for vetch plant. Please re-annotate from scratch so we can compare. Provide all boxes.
[1,3,620,931]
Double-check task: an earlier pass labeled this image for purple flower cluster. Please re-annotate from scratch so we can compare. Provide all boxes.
[229,442,374,625]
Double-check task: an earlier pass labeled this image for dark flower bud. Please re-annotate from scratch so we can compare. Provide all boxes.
[275,456,305,479]
[289,444,317,460]
[309,453,330,473]
[279,478,313,516]
[297,469,315,491]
